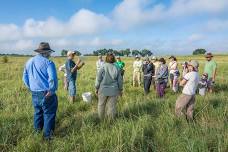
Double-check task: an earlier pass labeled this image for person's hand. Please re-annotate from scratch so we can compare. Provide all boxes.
[76,58,82,65]
[45,91,52,98]
[95,90,98,96]
[119,91,123,97]
[212,78,215,83]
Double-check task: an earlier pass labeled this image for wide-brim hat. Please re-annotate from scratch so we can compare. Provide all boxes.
[34,42,55,53]
[205,52,213,58]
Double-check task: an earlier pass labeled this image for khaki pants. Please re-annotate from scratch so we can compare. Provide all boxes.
[98,94,118,119]
[133,71,141,87]
[175,94,195,120]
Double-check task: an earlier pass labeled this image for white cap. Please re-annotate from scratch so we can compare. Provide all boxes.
[67,51,76,56]
[151,56,157,60]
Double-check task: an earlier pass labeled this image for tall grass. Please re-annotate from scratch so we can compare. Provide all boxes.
[0,56,227,152]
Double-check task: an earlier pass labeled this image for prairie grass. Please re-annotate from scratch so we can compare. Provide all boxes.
[0,55,227,152]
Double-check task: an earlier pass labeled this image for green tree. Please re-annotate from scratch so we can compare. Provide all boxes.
[61,50,68,56]
[74,50,82,56]
[123,49,131,57]
[141,49,153,57]
[132,50,141,56]
[193,48,207,55]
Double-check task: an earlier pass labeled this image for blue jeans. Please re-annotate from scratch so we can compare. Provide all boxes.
[68,80,76,96]
[32,91,58,138]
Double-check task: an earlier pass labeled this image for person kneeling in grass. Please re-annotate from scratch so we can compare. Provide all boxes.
[95,53,123,120]
[175,60,199,121]
[65,51,85,103]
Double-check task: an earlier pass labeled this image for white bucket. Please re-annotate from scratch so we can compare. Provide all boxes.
[82,92,92,103]
[199,88,206,96]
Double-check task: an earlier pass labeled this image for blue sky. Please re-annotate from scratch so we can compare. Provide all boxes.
[0,0,228,55]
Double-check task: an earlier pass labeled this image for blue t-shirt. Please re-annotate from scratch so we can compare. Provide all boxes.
[65,59,77,81]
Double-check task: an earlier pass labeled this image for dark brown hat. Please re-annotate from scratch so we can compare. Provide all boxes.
[34,42,55,53]
[205,52,213,58]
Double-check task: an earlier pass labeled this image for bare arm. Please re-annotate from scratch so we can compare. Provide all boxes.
[71,59,85,72]
[212,68,217,82]
[180,79,187,86]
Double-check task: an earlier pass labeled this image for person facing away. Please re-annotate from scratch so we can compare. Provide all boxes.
[133,56,143,87]
[95,53,123,120]
[168,56,180,93]
[142,57,155,94]
[175,60,200,121]
[155,58,169,98]
[96,55,104,72]
[198,73,208,96]
[204,52,217,93]
[23,42,58,140]
[65,51,85,103]
[115,56,125,76]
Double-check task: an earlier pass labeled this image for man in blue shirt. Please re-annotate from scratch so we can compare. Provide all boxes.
[65,51,85,103]
[23,42,58,140]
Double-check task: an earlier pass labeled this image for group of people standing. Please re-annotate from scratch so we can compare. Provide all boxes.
[23,42,217,140]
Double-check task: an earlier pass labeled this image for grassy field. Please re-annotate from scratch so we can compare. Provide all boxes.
[0,55,227,152]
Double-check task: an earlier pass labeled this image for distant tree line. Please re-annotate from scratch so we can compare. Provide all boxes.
[61,48,153,57]
[0,53,32,57]
[92,48,153,57]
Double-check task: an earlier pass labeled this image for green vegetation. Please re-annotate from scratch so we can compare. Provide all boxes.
[0,55,227,152]
[2,56,8,63]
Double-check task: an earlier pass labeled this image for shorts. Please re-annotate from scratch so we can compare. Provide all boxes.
[68,80,76,96]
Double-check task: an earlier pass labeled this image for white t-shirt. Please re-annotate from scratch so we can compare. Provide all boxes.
[169,61,178,74]
[133,60,143,72]
[182,71,199,95]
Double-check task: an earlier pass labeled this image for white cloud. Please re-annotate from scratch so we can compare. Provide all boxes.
[0,24,21,41]
[188,33,205,42]
[0,40,34,52]
[206,19,228,32]
[112,0,228,29]
[0,8,111,41]
[0,0,228,54]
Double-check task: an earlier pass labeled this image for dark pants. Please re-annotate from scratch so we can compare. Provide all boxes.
[144,77,152,94]
[156,82,166,97]
[32,91,58,138]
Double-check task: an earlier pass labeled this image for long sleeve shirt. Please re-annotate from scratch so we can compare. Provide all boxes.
[142,62,154,77]
[23,54,58,94]
[95,63,123,96]
[156,64,169,81]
